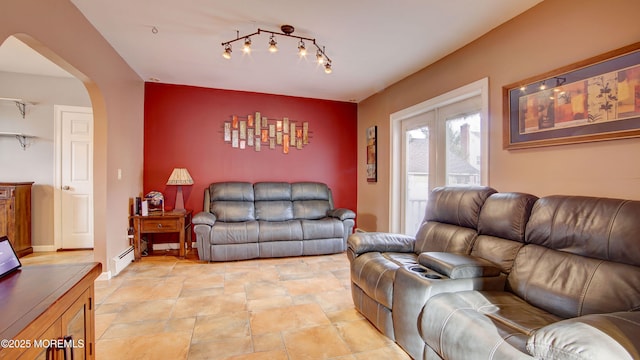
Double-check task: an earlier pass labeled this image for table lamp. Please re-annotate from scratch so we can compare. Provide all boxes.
[166,168,193,212]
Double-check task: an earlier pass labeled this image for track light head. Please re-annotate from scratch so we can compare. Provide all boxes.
[324,61,332,74]
[316,49,324,64]
[268,35,278,53]
[222,44,232,59]
[242,37,252,54]
[298,40,307,57]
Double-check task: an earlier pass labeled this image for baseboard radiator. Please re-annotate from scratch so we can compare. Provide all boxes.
[111,246,134,276]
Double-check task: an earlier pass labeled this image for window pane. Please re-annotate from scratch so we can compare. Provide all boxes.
[405,126,429,235]
[445,113,481,186]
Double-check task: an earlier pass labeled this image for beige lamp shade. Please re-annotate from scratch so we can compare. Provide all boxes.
[166,168,194,185]
[166,168,193,212]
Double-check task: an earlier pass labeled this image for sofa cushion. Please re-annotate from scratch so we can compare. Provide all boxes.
[210,182,254,201]
[258,220,303,242]
[470,236,523,274]
[211,201,255,222]
[255,200,293,221]
[293,200,331,220]
[291,182,332,219]
[421,290,561,359]
[525,196,640,267]
[209,221,259,244]
[209,182,256,222]
[471,192,538,274]
[508,244,640,318]
[301,218,343,239]
[414,222,478,254]
[527,312,640,360]
[291,182,330,201]
[254,182,292,200]
[414,186,496,254]
[477,192,537,242]
[423,186,497,229]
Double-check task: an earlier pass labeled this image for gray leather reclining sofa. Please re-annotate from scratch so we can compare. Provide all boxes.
[348,186,640,359]
[193,181,355,262]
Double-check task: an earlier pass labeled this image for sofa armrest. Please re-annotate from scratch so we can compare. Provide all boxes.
[327,208,356,221]
[418,252,501,279]
[193,212,216,261]
[527,311,640,360]
[193,211,216,226]
[347,232,415,256]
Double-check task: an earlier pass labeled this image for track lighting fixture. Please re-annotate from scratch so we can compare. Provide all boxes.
[221,25,332,73]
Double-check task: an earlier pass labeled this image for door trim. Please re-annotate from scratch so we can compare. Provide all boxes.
[54,105,94,251]
[389,78,488,233]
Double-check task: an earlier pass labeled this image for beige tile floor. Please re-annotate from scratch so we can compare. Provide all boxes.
[21,251,411,360]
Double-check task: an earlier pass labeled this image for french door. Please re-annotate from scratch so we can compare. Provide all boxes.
[393,79,488,235]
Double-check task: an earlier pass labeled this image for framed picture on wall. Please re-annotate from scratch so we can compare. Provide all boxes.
[504,42,640,149]
[224,122,231,142]
[367,126,377,182]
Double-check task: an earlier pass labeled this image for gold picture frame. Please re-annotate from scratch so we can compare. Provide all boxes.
[504,42,640,149]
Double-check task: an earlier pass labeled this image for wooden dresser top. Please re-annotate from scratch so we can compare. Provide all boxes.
[0,262,101,341]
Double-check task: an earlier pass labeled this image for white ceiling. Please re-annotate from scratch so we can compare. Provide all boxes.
[0,36,73,79]
[1,0,542,102]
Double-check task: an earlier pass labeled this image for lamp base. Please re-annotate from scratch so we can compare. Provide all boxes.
[174,185,186,212]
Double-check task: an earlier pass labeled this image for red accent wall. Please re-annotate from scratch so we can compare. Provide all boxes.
[143,82,358,215]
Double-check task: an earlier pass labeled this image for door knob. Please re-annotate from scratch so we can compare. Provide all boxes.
[62,186,71,190]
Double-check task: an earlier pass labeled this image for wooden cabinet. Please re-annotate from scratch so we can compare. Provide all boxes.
[0,182,33,257]
[17,289,93,360]
[0,263,101,360]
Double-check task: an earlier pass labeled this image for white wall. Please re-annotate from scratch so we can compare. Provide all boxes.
[0,71,90,248]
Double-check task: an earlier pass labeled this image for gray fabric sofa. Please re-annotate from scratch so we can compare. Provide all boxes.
[193,181,356,262]
[348,186,640,359]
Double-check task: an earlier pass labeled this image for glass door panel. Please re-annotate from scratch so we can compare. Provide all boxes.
[404,125,430,235]
[445,113,481,186]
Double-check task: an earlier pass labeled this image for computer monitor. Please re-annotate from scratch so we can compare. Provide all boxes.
[0,236,22,278]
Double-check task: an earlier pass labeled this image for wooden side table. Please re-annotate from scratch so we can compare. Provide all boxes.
[130,210,192,260]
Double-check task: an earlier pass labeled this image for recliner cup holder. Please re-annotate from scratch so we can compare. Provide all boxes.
[409,266,442,279]
[423,273,442,279]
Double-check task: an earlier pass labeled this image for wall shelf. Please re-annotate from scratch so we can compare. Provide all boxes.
[0,132,36,150]
[0,97,32,118]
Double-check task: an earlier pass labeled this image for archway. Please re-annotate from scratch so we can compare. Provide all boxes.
[0,33,107,271]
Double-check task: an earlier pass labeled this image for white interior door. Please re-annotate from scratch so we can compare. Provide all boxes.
[55,106,94,249]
